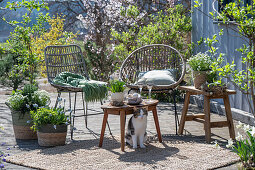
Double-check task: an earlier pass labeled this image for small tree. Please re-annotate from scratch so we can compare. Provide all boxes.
[194,0,255,115]
[1,0,49,90]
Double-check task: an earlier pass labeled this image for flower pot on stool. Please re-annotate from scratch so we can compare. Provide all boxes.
[193,71,207,89]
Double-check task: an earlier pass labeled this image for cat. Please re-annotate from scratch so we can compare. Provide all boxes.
[125,107,148,149]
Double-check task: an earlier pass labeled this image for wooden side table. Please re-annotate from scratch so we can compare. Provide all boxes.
[178,86,236,143]
[99,100,162,151]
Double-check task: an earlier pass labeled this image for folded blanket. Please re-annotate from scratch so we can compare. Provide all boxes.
[53,72,108,102]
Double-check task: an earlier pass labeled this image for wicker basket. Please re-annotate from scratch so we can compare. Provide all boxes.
[6,102,37,140]
[37,124,67,147]
[193,71,208,89]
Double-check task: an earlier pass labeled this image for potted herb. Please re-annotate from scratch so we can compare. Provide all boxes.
[109,80,125,106]
[30,105,70,147]
[5,84,50,139]
[187,52,212,89]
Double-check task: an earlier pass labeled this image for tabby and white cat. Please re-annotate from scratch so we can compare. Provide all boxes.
[125,107,148,149]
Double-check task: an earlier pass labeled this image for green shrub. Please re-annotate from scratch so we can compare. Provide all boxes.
[30,107,69,131]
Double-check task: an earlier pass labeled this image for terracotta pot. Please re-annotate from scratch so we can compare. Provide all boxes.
[111,92,125,102]
[6,102,37,140]
[37,124,67,147]
[192,71,208,89]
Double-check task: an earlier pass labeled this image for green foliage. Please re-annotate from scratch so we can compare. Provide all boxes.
[188,52,212,71]
[84,41,118,81]
[109,80,125,93]
[30,107,69,131]
[1,0,49,90]
[112,4,192,61]
[227,122,255,168]
[7,84,50,113]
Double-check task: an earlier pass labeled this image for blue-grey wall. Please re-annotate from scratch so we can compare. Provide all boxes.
[192,0,251,113]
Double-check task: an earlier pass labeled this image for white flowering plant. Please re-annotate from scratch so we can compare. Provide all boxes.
[6,84,50,114]
[30,98,70,131]
[188,52,213,71]
[226,121,255,168]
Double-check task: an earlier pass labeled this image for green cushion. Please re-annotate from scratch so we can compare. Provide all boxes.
[135,69,177,85]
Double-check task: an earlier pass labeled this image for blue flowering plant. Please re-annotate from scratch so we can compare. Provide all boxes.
[30,98,70,131]
[6,84,50,115]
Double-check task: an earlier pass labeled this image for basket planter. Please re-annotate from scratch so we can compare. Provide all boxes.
[6,103,37,140]
[192,71,208,89]
[37,124,67,147]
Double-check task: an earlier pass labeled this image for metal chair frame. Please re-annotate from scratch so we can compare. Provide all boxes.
[44,44,111,139]
[119,44,186,134]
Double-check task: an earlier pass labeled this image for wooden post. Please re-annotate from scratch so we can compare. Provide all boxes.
[204,96,211,143]
[99,110,108,147]
[120,110,126,152]
[152,106,162,142]
[178,92,191,135]
[223,95,236,140]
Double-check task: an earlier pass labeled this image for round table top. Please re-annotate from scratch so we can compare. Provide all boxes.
[101,99,159,110]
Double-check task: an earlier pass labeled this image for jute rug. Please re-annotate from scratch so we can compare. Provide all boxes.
[6,136,239,170]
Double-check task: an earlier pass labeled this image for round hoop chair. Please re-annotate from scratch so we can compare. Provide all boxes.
[119,44,186,134]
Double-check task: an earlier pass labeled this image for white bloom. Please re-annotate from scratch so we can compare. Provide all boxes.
[250,126,255,137]
[236,132,243,141]
[53,125,57,129]
[214,140,220,149]
[226,139,234,148]
[236,121,244,129]
[243,124,250,132]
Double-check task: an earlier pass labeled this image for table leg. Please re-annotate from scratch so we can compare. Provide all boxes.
[204,96,211,143]
[178,92,191,135]
[223,95,235,140]
[120,111,126,151]
[152,107,162,143]
[99,110,108,147]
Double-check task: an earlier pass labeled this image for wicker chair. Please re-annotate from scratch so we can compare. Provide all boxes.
[119,44,186,134]
[44,45,111,139]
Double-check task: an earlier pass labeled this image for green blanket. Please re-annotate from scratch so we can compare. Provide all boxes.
[53,72,108,102]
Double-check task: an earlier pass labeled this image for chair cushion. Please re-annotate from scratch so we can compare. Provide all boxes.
[135,69,177,85]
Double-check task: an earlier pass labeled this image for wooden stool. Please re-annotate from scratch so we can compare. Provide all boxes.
[99,100,162,151]
[178,86,236,143]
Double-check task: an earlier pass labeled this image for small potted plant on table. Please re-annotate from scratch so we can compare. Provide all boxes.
[30,104,70,147]
[5,84,50,140]
[109,80,125,106]
[188,52,212,89]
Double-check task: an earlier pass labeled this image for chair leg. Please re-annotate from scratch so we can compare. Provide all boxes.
[71,92,77,140]
[172,89,179,135]
[55,91,62,108]
[81,92,88,128]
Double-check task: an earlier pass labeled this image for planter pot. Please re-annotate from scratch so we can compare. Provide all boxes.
[111,92,125,106]
[6,102,37,140]
[37,124,67,147]
[192,71,208,89]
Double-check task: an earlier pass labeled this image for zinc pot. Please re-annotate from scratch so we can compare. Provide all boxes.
[37,124,67,147]
[111,92,125,102]
[192,71,208,89]
[6,102,37,140]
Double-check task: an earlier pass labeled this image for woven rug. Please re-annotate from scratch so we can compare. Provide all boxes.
[6,136,239,170]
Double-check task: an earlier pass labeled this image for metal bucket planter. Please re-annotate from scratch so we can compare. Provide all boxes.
[37,124,67,147]
[6,102,37,140]
[192,71,208,89]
